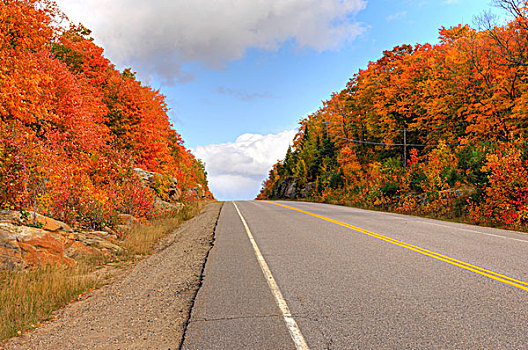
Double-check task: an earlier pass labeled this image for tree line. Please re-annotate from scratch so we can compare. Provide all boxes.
[0,0,210,229]
[258,0,528,230]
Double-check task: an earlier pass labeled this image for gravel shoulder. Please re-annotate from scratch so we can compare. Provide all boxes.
[6,202,223,350]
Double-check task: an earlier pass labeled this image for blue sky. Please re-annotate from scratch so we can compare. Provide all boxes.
[56,0,502,200]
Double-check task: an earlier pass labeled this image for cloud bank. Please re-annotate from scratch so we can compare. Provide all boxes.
[194,130,296,200]
[55,0,367,84]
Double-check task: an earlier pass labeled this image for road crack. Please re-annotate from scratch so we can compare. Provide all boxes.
[178,202,223,350]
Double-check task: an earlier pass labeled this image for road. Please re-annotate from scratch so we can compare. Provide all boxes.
[182,201,528,349]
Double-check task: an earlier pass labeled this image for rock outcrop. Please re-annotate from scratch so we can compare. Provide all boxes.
[0,218,74,270]
[154,197,185,213]
[187,184,206,199]
[298,182,316,198]
[0,210,124,270]
[270,179,318,200]
[0,169,195,270]
[272,177,297,199]
[133,168,182,202]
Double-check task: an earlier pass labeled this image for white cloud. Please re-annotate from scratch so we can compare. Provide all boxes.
[55,0,367,84]
[194,130,296,200]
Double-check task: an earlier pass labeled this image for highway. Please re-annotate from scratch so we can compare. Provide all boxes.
[182,200,528,349]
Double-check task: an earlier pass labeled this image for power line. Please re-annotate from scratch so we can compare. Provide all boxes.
[315,119,495,167]
[334,135,475,148]
[320,120,481,147]
[330,128,490,168]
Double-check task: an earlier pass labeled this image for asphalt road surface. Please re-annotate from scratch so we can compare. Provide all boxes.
[182,201,528,349]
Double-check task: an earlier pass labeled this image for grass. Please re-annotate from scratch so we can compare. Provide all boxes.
[121,200,208,257]
[0,200,211,343]
[0,264,99,341]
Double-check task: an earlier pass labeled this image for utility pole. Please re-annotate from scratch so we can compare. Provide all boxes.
[403,128,407,168]
[342,118,349,147]
[361,126,365,151]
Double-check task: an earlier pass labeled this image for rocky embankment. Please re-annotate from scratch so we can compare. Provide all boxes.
[271,177,316,199]
[270,177,472,205]
[0,210,131,270]
[0,168,204,270]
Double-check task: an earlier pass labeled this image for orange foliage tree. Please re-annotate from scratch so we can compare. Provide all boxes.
[259,1,528,230]
[0,0,211,229]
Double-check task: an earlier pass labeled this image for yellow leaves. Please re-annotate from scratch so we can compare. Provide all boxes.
[482,153,499,173]
[151,174,172,200]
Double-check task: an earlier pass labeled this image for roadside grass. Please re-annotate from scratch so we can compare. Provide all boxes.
[0,264,99,341]
[121,200,209,257]
[0,200,211,343]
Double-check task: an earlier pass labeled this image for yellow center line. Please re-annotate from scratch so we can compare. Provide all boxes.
[265,201,528,292]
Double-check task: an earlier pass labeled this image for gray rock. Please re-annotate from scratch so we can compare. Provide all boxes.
[272,177,297,199]
[81,235,123,253]
[0,210,22,225]
[154,198,184,213]
[187,184,206,199]
[299,182,316,198]
[133,168,182,201]
[0,222,49,242]
[0,210,73,232]
[284,181,297,199]
[0,240,23,270]
[102,226,119,238]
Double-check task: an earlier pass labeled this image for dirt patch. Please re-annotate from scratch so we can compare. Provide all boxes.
[5,202,222,350]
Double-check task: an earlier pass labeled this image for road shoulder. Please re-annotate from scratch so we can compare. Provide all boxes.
[6,202,223,350]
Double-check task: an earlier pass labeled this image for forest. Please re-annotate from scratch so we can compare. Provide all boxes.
[0,0,211,230]
[259,1,528,230]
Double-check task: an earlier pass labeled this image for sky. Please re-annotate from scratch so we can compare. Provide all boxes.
[54,0,503,200]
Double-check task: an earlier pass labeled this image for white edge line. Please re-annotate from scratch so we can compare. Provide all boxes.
[232,202,310,350]
[426,221,528,243]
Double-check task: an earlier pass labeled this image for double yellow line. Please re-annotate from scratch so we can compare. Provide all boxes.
[266,201,528,292]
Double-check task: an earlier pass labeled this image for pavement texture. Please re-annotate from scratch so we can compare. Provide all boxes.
[182,202,294,349]
[184,200,528,349]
